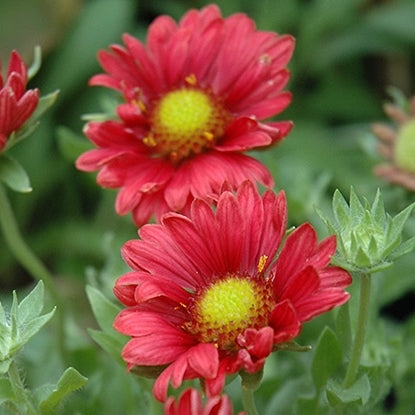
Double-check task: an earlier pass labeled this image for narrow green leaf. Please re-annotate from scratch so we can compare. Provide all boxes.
[10,292,19,343]
[0,360,12,375]
[390,203,415,239]
[88,329,126,364]
[27,91,60,125]
[56,126,94,163]
[349,187,365,226]
[370,189,386,226]
[39,367,87,415]
[17,281,45,325]
[367,236,378,259]
[326,374,371,406]
[86,285,121,333]
[0,155,32,193]
[388,235,415,261]
[0,323,11,358]
[0,377,15,405]
[0,302,7,325]
[354,246,372,268]
[311,327,343,390]
[332,189,351,228]
[15,309,56,350]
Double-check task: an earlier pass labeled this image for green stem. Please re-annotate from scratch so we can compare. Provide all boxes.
[8,360,39,415]
[342,273,371,389]
[241,386,259,415]
[0,183,67,360]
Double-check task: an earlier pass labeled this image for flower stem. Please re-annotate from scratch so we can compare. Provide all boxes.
[8,360,39,415]
[342,273,371,389]
[0,183,67,360]
[241,385,259,415]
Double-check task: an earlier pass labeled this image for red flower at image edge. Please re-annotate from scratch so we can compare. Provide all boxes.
[76,4,295,225]
[113,181,352,401]
[165,388,245,415]
[0,51,39,152]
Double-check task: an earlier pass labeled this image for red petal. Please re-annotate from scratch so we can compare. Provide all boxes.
[269,300,301,343]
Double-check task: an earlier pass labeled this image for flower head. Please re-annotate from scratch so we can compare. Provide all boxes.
[372,94,415,190]
[165,388,245,415]
[76,4,294,225]
[0,51,39,152]
[113,181,351,401]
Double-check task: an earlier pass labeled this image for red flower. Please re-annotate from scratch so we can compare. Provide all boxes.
[76,4,294,225]
[0,51,39,152]
[165,388,245,415]
[113,181,351,401]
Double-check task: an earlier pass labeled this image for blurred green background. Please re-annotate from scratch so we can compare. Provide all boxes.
[1,0,415,414]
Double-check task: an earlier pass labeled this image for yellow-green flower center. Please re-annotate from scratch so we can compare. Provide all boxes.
[187,275,274,351]
[143,86,231,163]
[395,119,415,174]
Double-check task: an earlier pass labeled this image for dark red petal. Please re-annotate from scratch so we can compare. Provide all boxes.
[273,224,318,293]
[269,300,301,343]
[237,326,274,359]
[295,290,351,322]
[276,266,320,306]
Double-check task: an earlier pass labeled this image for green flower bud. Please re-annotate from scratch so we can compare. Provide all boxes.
[318,188,415,274]
[395,119,415,174]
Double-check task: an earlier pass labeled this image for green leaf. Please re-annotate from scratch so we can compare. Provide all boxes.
[326,374,371,406]
[17,281,45,325]
[88,329,126,364]
[0,377,15,405]
[0,154,32,193]
[349,187,365,226]
[15,309,56,350]
[388,235,415,261]
[39,367,87,415]
[391,203,415,237]
[86,285,121,333]
[56,126,93,163]
[0,302,7,325]
[353,246,372,268]
[370,189,385,227]
[6,283,55,356]
[0,322,11,359]
[311,327,343,390]
[0,360,12,375]
[332,189,351,228]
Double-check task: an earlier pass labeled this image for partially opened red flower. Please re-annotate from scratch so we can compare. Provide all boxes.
[113,181,351,401]
[0,51,39,152]
[165,388,245,415]
[76,4,294,225]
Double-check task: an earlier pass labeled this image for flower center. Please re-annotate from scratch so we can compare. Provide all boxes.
[143,86,231,163]
[394,119,415,174]
[187,275,274,351]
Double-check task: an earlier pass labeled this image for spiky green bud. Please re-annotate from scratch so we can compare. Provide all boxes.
[318,188,415,274]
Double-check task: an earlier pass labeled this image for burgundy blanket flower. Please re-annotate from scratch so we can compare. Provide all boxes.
[0,51,39,152]
[113,181,351,401]
[165,388,245,415]
[76,4,295,225]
